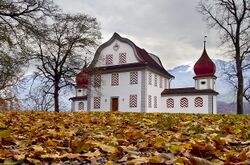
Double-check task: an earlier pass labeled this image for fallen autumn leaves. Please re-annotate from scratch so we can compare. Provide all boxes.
[0,111,249,165]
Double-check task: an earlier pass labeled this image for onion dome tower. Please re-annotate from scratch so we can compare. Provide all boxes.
[75,69,89,96]
[193,36,216,90]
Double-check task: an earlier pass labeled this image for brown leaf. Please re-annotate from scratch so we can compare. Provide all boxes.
[188,156,213,165]
[82,149,101,158]
[127,157,148,165]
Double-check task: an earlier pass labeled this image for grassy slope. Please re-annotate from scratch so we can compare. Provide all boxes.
[0,111,249,164]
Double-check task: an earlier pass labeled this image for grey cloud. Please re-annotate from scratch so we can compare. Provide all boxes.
[54,0,225,69]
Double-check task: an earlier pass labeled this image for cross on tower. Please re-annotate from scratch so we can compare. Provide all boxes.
[204,36,207,49]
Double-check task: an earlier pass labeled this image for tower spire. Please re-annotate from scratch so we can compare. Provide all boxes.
[204,36,207,50]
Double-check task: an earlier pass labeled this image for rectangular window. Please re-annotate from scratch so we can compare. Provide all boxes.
[129,95,137,108]
[130,71,138,84]
[154,96,157,108]
[94,74,101,87]
[154,74,158,87]
[111,73,119,86]
[106,54,113,65]
[148,72,152,85]
[119,52,127,64]
[160,77,162,88]
[148,95,152,108]
[94,97,101,109]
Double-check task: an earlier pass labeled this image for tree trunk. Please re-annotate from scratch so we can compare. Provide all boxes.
[236,47,244,114]
[237,68,244,114]
[54,80,60,112]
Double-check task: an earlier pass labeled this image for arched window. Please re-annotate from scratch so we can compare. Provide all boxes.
[195,97,203,107]
[78,102,84,111]
[166,98,174,108]
[180,97,188,108]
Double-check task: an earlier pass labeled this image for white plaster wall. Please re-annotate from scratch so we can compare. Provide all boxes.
[195,78,216,90]
[145,70,167,113]
[73,100,88,112]
[95,39,139,67]
[89,71,142,112]
[213,96,217,114]
[76,88,87,96]
[161,95,210,114]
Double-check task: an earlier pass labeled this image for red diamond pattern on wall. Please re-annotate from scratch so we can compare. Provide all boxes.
[195,97,203,107]
[148,95,152,108]
[119,53,127,64]
[149,72,152,85]
[180,97,188,108]
[154,96,157,108]
[166,98,174,108]
[129,95,137,108]
[111,73,119,86]
[106,54,113,65]
[130,71,138,84]
[94,97,101,109]
[78,102,84,111]
[94,74,101,87]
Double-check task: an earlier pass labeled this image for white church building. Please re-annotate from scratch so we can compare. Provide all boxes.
[70,33,218,113]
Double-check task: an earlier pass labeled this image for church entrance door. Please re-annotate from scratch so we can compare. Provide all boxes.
[111,97,118,111]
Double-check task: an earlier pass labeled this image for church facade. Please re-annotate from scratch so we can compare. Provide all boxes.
[70,33,218,113]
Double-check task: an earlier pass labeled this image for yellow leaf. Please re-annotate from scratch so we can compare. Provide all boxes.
[105,161,113,165]
[143,118,156,124]
[148,156,165,163]
[41,153,60,159]
[3,159,17,165]
[13,154,25,160]
[154,136,168,149]
[169,144,181,153]
[0,130,11,138]
[233,128,242,134]
[184,143,192,150]
[44,139,57,147]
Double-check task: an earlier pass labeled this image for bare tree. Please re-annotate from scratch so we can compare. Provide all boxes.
[0,0,58,102]
[0,0,58,42]
[198,0,250,114]
[31,14,101,112]
[28,74,54,111]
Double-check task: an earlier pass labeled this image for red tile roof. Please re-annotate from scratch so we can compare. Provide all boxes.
[161,87,218,95]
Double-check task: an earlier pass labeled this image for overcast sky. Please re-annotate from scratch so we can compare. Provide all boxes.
[54,0,225,69]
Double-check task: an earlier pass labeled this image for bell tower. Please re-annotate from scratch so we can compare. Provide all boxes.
[193,36,216,90]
